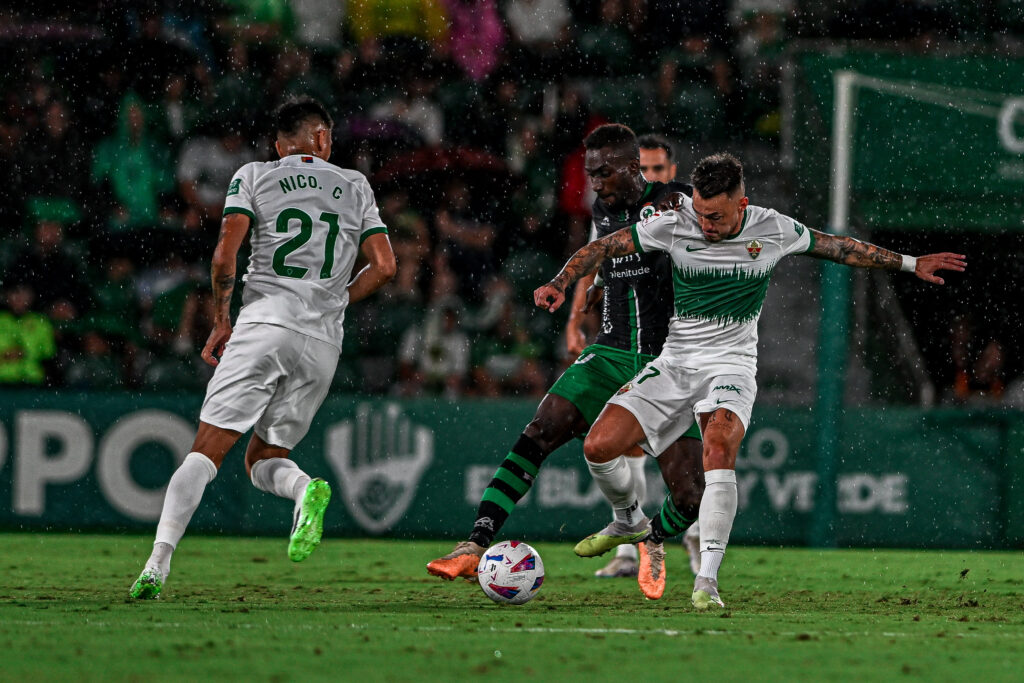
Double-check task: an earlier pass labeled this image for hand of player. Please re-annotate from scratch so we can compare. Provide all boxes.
[913,252,967,285]
[534,282,565,313]
[656,192,686,212]
[582,283,604,314]
[201,322,233,366]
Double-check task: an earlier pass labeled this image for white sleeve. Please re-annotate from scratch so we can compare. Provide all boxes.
[357,176,388,241]
[773,211,814,256]
[223,163,255,219]
[632,211,679,254]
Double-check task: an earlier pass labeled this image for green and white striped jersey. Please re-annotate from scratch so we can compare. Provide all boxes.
[631,196,814,368]
[223,154,388,350]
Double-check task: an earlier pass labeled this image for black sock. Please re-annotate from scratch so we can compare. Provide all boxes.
[648,494,698,544]
[468,434,547,547]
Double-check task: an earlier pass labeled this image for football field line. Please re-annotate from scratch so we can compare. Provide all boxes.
[5,620,1021,641]
[414,625,1024,640]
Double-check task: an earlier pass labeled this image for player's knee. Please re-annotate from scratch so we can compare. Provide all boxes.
[583,428,619,463]
[702,438,735,471]
[522,419,557,453]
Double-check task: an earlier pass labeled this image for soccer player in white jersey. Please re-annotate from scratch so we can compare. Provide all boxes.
[583,134,705,579]
[129,97,396,599]
[635,137,702,577]
[534,153,966,608]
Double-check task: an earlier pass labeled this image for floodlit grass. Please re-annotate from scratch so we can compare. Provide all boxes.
[0,533,1021,681]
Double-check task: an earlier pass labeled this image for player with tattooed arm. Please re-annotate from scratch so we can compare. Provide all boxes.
[534,153,966,607]
[427,125,705,581]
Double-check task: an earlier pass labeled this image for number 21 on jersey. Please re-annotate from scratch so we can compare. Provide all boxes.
[273,207,342,279]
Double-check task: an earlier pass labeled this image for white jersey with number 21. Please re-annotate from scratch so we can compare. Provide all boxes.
[223,154,387,350]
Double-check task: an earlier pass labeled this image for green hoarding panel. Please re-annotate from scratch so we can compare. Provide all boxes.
[0,391,1019,549]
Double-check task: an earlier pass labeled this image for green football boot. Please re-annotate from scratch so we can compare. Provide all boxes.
[691,576,725,611]
[129,567,164,600]
[573,519,650,557]
[288,478,332,562]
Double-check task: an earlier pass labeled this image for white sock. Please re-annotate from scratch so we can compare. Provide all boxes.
[150,452,218,574]
[685,521,701,541]
[250,457,311,503]
[614,543,639,561]
[147,542,174,577]
[626,454,648,507]
[614,456,647,560]
[587,456,642,527]
[697,469,737,582]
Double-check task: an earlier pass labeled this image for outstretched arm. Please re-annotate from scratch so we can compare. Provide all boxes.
[534,227,636,312]
[806,229,966,285]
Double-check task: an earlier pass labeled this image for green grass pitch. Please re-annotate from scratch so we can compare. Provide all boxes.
[1,533,1021,681]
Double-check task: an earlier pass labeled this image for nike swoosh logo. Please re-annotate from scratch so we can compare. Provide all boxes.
[686,245,710,252]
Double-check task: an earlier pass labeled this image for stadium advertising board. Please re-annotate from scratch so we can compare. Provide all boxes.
[0,392,1019,548]
[793,53,1024,231]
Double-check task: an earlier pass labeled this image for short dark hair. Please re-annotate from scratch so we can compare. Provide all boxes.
[691,153,744,198]
[583,123,639,159]
[274,96,333,137]
[637,134,674,161]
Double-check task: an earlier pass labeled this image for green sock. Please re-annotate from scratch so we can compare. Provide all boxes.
[469,434,546,547]
[649,495,697,544]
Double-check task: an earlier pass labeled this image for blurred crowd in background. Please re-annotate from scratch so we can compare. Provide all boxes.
[0,0,1021,403]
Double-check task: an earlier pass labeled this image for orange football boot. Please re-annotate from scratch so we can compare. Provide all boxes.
[638,539,666,599]
[426,541,485,580]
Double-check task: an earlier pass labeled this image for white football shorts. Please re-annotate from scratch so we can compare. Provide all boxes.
[200,322,340,449]
[606,356,757,456]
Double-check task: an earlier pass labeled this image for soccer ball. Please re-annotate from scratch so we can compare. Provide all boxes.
[477,540,545,605]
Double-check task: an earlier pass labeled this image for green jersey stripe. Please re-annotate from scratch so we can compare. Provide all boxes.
[673,265,774,324]
[628,288,638,352]
[630,223,645,254]
[359,226,388,245]
[223,207,256,220]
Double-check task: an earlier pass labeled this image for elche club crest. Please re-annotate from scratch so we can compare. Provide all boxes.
[746,239,763,259]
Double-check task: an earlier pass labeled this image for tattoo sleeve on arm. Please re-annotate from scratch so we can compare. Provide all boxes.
[212,272,235,314]
[210,224,237,325]
[807,229,903,270]
[551,228,637,291]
